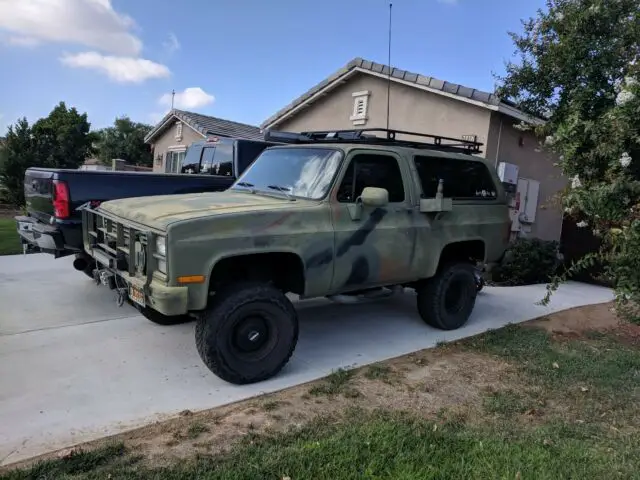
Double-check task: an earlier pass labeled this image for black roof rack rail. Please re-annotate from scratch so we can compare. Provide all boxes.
[263,127,483,154]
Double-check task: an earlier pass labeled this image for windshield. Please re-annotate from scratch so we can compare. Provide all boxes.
[231,147,343,200]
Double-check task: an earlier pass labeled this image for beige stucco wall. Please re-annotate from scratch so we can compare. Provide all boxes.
[488,112,567,242]
[150,120,204,172]
[272,73,492,157]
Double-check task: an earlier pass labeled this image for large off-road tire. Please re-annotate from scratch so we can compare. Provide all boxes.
[138,306,193,325]
[417,263,478,330]
[195,282,298,385]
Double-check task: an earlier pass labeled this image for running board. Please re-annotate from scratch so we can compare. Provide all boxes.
[326,286,403,304]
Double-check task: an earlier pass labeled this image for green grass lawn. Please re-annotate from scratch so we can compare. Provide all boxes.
[0,218,21,256]
[2,318,639,479]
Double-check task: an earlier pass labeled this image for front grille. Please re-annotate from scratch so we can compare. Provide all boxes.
[85,210,149,277]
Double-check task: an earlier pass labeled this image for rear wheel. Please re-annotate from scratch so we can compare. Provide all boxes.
[416,263,478,330]
[195,282,298,385]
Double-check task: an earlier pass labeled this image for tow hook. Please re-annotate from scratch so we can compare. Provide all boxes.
[116,288,127,307]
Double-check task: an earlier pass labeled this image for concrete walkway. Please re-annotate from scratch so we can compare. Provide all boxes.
[0,254,614,466]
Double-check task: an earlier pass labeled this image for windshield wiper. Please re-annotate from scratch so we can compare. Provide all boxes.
[267,184,291,192]
[235,181,255,188]
[265,184,296,200]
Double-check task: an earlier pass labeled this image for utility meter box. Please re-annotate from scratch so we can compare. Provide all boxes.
[497,162,519,185]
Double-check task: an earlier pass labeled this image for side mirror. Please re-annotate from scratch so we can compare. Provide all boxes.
[360,187,389,207]
[347,187,389,221]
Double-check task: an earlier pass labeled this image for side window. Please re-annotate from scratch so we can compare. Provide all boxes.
[414,156,497,200]
[336,153,405,203]
[181,148,205,174]
[201,142,233,176]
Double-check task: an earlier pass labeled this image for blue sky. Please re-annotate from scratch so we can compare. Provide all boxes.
[0,0,546,134]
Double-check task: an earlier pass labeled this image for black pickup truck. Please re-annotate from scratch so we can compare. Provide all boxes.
[15,136,275,275]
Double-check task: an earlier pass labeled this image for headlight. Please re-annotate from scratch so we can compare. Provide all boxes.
[155,236,166,256]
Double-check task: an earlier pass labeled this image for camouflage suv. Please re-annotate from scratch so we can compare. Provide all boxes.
[82,128,510,385]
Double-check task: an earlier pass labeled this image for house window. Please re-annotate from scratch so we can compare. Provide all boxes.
[175,121,183,141]
[350,90,370,126]
[165,149,186,173]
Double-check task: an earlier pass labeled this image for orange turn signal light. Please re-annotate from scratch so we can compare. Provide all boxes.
[177,275,206,284]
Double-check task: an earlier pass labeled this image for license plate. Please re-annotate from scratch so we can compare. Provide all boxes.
[17,221,33,232]
[129,285,146,308]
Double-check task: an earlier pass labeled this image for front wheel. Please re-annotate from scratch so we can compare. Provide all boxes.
[416,263,478,330]
[195,282,298,385]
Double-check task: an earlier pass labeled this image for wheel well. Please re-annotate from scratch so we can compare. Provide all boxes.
[209,252,305,295]
[438,240,485,271]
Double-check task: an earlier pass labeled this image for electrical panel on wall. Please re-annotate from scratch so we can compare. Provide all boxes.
[497,161,519,184]
[510,178,540,233]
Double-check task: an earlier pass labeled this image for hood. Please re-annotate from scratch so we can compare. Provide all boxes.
[99,190,296,230]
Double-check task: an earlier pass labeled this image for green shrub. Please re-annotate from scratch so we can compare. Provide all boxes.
[492,237,560,286]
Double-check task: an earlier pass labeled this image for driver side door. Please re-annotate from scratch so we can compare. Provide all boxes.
[329,150,415,293]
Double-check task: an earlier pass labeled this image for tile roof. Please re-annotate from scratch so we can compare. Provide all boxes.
[261,57,542,129]
[145,109,264,143]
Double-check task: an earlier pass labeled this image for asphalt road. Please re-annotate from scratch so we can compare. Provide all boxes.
[0,254,614,466]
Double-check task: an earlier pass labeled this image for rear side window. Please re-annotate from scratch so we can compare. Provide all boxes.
[413,156,498,200]
[201,142,234,176]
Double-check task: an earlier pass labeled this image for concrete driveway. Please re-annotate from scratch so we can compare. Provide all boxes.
[0,254,614,466]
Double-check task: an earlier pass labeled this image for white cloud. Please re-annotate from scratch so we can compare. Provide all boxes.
[163,33,180,55]
[60,52,171,83]
[159,87,215,110]
[5,35,40,47]
[0,0,141,56]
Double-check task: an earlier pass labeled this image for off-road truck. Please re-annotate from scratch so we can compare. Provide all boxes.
[81,128,511,385]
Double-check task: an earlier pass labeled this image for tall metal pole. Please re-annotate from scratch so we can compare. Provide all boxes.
[171,89,175,109]
[386,2,393,131]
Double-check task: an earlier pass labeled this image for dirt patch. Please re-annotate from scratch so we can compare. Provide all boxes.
[528,302,620,336]
[609,322,640,347]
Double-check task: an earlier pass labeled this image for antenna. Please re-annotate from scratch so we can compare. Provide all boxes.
[171,89,176,109]
[386,2,393,131]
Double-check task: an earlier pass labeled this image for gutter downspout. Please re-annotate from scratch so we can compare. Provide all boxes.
[494,116,504,167]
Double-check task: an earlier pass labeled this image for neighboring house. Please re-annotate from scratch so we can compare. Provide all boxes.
[261,57,566,243]
[144,109,263,173]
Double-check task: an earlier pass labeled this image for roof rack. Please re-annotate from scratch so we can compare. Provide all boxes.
[263,128,483,154]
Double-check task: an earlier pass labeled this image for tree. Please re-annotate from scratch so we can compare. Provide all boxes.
[95,116,154,167]
[0,102,96,206]
[0,118,35,206]
[496,0,640,320]
[31,102,96,170]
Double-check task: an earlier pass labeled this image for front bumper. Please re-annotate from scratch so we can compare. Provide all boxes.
[83,207,188,316]
[102,269,189,316]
